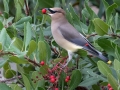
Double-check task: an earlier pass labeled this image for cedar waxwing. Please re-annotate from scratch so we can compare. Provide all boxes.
[44,8,110,66]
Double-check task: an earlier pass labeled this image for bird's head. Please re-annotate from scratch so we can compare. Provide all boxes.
[42,8,66,20]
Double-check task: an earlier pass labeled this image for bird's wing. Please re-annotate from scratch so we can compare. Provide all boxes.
[58,23,99,55]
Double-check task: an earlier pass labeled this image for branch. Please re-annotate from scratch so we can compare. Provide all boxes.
[86,33,97,39]
[24,56,40,67]
[24,0,29,16]
[0,76,21,83]
[0,51,40,67]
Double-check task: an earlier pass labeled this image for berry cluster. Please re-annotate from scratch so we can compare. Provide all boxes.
[107,84,113,90]
[33,57,71,90]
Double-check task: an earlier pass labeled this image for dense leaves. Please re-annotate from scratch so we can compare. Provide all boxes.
[0,0,120,90]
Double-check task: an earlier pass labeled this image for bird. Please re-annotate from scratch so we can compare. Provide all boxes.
[43,7,111,66]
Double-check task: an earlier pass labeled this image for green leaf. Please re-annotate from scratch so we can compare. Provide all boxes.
[22,74,31,90]
[38,41,48,61]
[27,40,37,56]
[18,0,24,7]
[114,59,120,71]
[3,62,10,71]
[76,49,87,57]
[107,73,118,90]
[3,0,9,14]
[97,61,112,77]
[4,69,16,79]
[0,21,3,30]
[92,85,100,90]
[14,84,22,90]
[79,77,102,87]
[0,59,8,68]
[13,38,23,50]
[9,56,28,64]
[15,16,32,25]
[113,0,120,6]
[97,38,116,55]
[38,0,54,8]
[69,70,82,90]
[115,46,120,61]
[0,28,7,48]
[24,22,32,50]
[31,71,44,89]
[101,0,109,10]
[93,18,109,36]
[85,0,98,20]
[14,0,22,21]
[40,65,48,75]
[106,3,118,23]
[0,83,12,90]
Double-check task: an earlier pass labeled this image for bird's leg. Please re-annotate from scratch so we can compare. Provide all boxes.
[63,50,73,67]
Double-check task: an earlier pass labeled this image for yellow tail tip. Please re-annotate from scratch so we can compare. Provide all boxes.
[107,60,112,64]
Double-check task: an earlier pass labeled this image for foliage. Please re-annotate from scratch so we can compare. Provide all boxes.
[0,0,120,90]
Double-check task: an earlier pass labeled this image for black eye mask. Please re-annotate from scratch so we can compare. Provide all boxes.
[48,8,58,14]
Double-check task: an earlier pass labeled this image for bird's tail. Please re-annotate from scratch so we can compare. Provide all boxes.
[97,52,108,62]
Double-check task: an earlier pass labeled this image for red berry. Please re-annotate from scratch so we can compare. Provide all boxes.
[66,76,70,80]
[50,78,56,83]
[42,8,47,14]
[65,78,69,82]
[40,61,45,66]
[36,76,38,78]
[54,88,59,90]
[107,84,111,88]
[109,88,113,90]
[50,75,55,79]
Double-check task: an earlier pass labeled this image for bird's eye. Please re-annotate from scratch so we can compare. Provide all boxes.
[48,8,58,14]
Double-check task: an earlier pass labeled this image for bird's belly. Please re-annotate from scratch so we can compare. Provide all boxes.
[54,37,83,52]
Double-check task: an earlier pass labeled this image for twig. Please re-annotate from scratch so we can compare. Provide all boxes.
[86,33,97,39]
[0,51,40,67]
[24,56,40,67]
[51,47,59,55]
[109,34,120,38]
[24,0,29,16]
[0,76,21,83]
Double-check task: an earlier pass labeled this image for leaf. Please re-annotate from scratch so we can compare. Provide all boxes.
[0,28,7,48]
[22,74,31,90]
[27,40,37,56]
[0,59,8,68]
[97,38,116,55]
[9,56,28,64]
[3,0,9,14]
[101,0,109,10]
[97,61,112,77]
[0,83,12,90]
[0,21,3,30]
[79,76,101,87]
[31,71,44,88]
[4,69,16,79]
[115,46,120,61]
[93,18,109,36]
[38,0,54,8]
[13,38,23,50]
[14,84,22,90]
[69,70,82,90]
[76,49,87,57]
[107,73,118,90]
[113,0,120,6]
[15,16,32,25]
[14,0,22,21]
[114,59,120,71]
[106,3,118,23]
[40,65,48,75]
[85,0,98,20]
[38,41,48,61]
[24,22,32,50]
